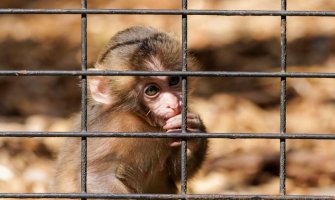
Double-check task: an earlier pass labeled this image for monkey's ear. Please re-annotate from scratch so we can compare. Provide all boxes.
[88,71,112,105]
[89,76,112,105]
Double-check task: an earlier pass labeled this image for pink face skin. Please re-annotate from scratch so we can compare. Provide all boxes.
[140,76,182,126]
[139,76,204,147]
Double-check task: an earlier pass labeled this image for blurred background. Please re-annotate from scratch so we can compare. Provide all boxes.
[1,0,335,196]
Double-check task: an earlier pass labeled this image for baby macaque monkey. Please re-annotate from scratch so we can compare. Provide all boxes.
[52,26,207,198]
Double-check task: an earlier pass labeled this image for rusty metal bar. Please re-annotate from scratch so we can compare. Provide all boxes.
[1,131,335,139]
[80,0,88,198]
[2,70,335,78]
[279,0,287,195]
[181,0,188,197]
[0,193,334,199]
[0,9,335,16]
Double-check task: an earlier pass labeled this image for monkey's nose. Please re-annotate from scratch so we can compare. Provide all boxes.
[168,103,181,114]
[163,92,181,114]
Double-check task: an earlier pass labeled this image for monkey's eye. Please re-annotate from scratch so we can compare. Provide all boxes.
[144,85,160,97]
[168,76,181,86]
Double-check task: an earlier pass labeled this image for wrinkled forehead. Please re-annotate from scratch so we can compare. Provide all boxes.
[138,76,168,83]
[142,55,165,71]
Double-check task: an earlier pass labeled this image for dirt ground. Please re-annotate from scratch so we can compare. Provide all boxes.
[1,0,335,197]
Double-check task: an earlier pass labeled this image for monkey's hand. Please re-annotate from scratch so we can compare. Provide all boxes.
[164,113,208,180]
[163,113,206,147]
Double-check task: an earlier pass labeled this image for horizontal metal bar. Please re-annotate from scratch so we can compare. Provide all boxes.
[0,9,335,16]
[1,70,335,78]
[1,131,335,139]
[0,193,334,199]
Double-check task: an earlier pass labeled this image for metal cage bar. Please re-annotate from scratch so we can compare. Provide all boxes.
[181,0,188,197]
[0,0,335,199]
[0,9,335,16]
[2,132,335,139]
[2,70,335,78]
[279,0,287,195]
[0,193,335,199]
[80,0,88,198]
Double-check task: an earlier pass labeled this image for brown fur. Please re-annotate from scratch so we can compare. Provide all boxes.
[52,26,207,199]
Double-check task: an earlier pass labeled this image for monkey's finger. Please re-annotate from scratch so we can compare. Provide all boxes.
[165,114,181,123]
[167,128,201,147]
[163,117,181,130]
[165,113,197,123]
[169,140,182,147]
[166,129,182,147]
[165,113,198,122]
[186,118,202,129]
[164,115,201,130]
[166,129,182,133]
[187,113,200,120]
[186,128,200,132]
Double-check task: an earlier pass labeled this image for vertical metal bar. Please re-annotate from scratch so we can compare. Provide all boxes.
[181,0,188,197]
[280,0,287,195]
[81,0,88,198]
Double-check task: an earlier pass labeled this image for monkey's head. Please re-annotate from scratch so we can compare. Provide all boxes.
[89,26,197,126]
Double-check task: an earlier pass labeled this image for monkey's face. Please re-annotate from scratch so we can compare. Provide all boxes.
[139,76,182,126]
